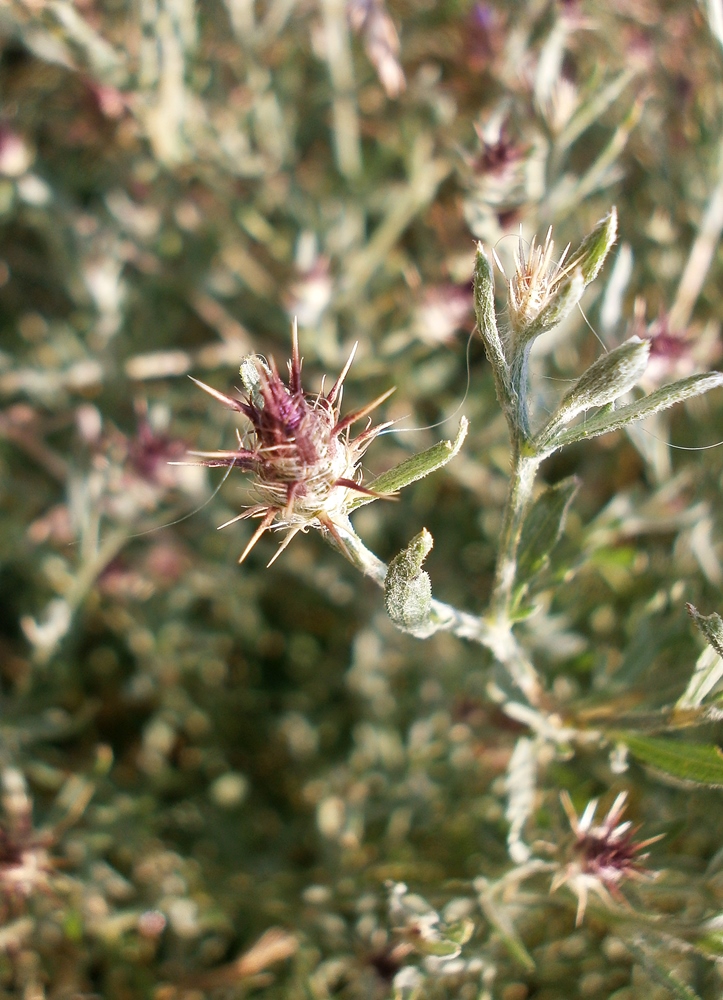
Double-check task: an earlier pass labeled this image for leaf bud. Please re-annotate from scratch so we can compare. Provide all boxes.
[384,529,434,631]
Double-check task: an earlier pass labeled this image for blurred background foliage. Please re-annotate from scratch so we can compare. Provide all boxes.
[1,0,723,997]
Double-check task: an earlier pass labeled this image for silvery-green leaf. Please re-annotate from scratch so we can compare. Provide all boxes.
[539,371,723,455]
[515,477,579,594]
[385,529,433,631]
[536,338,649,449]
[239,355,270,408]
[350,418,468,508]
[676,604,723,710]
[474,245,509,383]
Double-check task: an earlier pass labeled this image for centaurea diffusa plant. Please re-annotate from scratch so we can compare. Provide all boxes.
[189,209,723,714]
[191,208,723,963]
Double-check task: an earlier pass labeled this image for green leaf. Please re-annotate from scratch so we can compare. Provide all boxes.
[476,878,536,972]
[445,919,474,946]
[558,74,634,151]
[480,907,535,971]
[541,371,723,455]
[385,529,434,631]
[515,477,579,595]
[686,602,723,658]
[612,732,723,787]
[350,417,468,508]
[536,338,650,448]
[697,928,723,960]
[410,936,462,958]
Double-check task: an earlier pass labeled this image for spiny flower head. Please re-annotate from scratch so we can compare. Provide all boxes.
[189,321,394,564]
[494,227,572,335]
[551,790,661,926]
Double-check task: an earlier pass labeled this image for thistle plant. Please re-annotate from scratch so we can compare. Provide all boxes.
[5,0,723,995]
[188,208,723,993]
[197,208,723,722]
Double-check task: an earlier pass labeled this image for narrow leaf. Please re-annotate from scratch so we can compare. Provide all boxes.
[558,74,634,151]
[686,602,723,658]
[541,371,723,455]
[474,246,509,382]
[486,918,535,971]
[350,417,468,508]
[515,477,579,592]
[612,732,723,787]
[476,883,535,971]
[536,338,650,448]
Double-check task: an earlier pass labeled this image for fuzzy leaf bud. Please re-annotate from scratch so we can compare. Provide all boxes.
[573,207,618,286]
[384,529,434,631]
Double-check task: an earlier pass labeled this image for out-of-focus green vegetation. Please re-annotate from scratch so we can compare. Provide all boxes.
[1,1,723,997]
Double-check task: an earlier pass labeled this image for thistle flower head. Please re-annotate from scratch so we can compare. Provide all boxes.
[473,119,525,178]
[493,211,618,345]
[189,321,394,564]
[551,790,661,926]
[494,227,572,335]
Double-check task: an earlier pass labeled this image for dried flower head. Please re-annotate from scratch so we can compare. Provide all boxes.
[189,322,394,564]
[494,227,572,334]
[551,790,661,926]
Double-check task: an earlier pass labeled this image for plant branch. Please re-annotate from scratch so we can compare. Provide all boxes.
[330,515,545,706]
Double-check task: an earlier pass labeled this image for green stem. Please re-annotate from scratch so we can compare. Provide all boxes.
[508,346,532,442]
[489,446,541,623]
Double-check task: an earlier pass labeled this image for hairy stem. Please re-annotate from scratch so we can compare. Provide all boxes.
[507,347,532,442]
[489,446,541,623]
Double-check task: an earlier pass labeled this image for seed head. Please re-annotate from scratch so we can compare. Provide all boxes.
[551,790,661,926]
[189,321,394,564]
